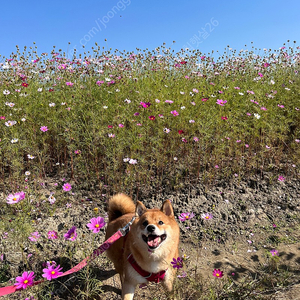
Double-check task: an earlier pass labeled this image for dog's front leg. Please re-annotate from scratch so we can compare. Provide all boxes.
[122,280,136,300]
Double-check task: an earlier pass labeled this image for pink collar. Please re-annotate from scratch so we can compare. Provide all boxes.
[127,253,166,283]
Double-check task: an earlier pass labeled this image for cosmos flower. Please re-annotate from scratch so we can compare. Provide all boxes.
[213,269,224,278]
[42,264,63,280]
[40,126,48,132]
[28,232,41,242]
[6,191,25,204]
[270,249,279,256]
[171,257,183,269]
[62,183,72,192]
[178,212,195,222]
[201,213,213,220]
[86,216,106,233]
[216,99,227,106]
[48,231,58,240]
[64,226,77,241]
[14,271,35,290]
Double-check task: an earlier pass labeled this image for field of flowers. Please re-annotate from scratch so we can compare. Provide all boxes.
[0,42,300,299]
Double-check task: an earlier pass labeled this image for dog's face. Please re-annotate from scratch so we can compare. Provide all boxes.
[131,200,179,253]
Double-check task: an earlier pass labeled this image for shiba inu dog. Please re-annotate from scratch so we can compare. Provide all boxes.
[105,193,180,300]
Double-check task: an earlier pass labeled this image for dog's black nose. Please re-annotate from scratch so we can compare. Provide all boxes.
[147,225,156,233]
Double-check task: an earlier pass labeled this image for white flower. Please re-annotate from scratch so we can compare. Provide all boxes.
[105,77,111,82]
[115,89,120,92]
[270,80,275,85]
[174,157,178,161]
[155,99,160,103]
[21,118,26,122]
[25,171,31,176]
[103,106,108,109]
[239,92,244,95]
[124,99,131,103]
[254,113,261,119]
[27,154,35,159]
[189,120,195,123]
[61,102,66,105]
[49,103,55,107]
[37,88,43,92]
[123,157,130,162]
[11,138,18,143]
[181,106,186,110]
[48,195,56,204]
[5,102,15,107]
[129,159,137,165]
[180,91,185,95]
[163,128,170,133]
[285,87,290,91]
[3,90,10,95]
[5,120,17,127]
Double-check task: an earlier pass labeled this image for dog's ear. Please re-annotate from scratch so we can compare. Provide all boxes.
[161,200,174,217]
[135,201,147,217]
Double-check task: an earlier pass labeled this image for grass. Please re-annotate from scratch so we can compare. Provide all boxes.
[0,42,300,299]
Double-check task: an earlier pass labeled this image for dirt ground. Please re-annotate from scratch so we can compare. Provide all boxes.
[1,174,300,299]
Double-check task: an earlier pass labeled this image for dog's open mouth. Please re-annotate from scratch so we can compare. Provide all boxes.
[142,234,167,249]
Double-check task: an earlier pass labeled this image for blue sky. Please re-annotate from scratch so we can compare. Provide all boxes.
[1,0,300,59]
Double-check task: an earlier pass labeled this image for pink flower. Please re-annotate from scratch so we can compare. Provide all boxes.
[6,191,25,204]
[28,231,41,242]
[14,271,35,289]
[87,216,106,233]
[74,149,81,154]
[178,212,195,222]
[62,183,72,192]
[213,269,223,278]
[261,107,267,111]
[118,123,124,128]
[278,104,284,108]
[40,126,48,132]
[270,249,279,256]
[201,213,213,220]
[42,264,63,280]
[48,230,58,240]
[216,99,227,106]
[64,226,77,241]
[278,176,285,182]
[170,110,179,116]
[66,82,74,86]
[193,137,199,142]
[140,101,151,108]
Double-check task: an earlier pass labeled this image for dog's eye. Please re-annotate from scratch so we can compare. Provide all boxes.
[142,220,148,227]
[158,220,164,225]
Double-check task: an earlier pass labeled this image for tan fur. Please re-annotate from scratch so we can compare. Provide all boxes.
[105,194,180,300]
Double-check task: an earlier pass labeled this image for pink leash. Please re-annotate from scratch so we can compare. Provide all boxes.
[0,217,135,297]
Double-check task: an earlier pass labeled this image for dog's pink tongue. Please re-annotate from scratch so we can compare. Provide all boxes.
[147,236,161,247]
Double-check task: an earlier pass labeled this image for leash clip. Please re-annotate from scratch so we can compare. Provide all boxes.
[120,216,136,236]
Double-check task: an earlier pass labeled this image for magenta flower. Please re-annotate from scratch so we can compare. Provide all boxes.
[62,183,72,192]
[42,264,63,280]
[213,269,224,278]
[48,230,58,240]
[87,216,106,233]
[140,101,151,108]
[178,212,195,222]
[171,257,183,269]
[278,176,285,182]
[40,126,48,132]
[201,213,213,220]
[14,271,35,290]
[148,115,156,120]
[270,249,279,256]
[74,149,81,154]
[171,110,179,116]
[64,226,77,241]
[28,231,41,242]
[6,191,25,204]
[216,99,227,106]
[66,82,74,86]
